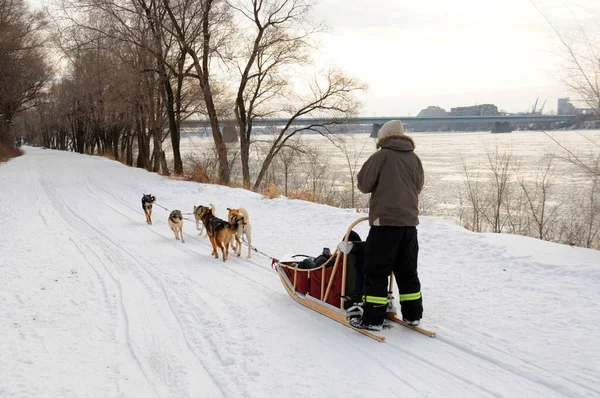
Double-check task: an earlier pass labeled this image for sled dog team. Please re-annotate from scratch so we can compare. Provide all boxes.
[141,194,252,262]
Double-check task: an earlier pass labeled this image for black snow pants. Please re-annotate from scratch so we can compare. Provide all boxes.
[362,226,423,325]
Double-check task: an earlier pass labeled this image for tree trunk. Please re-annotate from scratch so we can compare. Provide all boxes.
[152,127,161,172]
[253,147,278,191]
[161,69,182,174]
[126,134,133,166]
[143,1,182,175]
[136,118,149,169]
[160,150,170,176]
[238,122,251,189]
[112,126,119,160]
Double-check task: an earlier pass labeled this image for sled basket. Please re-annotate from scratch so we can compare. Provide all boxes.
[275,217,368,310]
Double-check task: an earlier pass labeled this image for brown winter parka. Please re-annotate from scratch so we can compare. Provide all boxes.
[357,134,424,227]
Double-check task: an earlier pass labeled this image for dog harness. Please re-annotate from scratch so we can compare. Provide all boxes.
[230,215,245,227]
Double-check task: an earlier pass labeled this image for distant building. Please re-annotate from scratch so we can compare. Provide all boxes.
[450,104,500,116]
[417,106,448,117]
[557,98,596,115]
[557,98,577,115]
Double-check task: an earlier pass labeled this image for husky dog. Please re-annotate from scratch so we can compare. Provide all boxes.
[227,207,253,258]
[193,203,216,236]
[168,210,184,243]
[196,205,235,261]
[141,194,156,225]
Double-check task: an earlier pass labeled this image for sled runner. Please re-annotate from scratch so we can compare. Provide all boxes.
[274,217,436,342]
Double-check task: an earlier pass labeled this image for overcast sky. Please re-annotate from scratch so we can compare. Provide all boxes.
[312,0,599,116]
[31,0,599,117]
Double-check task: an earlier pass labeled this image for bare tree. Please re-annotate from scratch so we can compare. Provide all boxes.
[518,153,562,240]
[543,131,600,179]
[482,145,517,233]
[335,131,369,208]
[224,0,365,190]
[250,69,365,191]
[0,0,51,146]
[460,158,486,232]
[540,5,600,115]
[228,0,313,189]
[302,143,338,203]
[53,0,193,173]
[276,135,303,196]
[161,0,233,183]
[559,177,600,248]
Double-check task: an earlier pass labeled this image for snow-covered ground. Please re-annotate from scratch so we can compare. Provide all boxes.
[1,147,599,397]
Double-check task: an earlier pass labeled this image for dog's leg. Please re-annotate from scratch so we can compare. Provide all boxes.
[209,237,218,258]
[180,225,184,243]
[216,240,226,262]
[235,234,242,257]
[245,225,252,258]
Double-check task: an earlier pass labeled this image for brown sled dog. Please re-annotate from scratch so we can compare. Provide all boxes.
[227,207,252,258]
[196,205,235,261]
[193,203,216,236]
[168,210,185,243]
[142,194,156,225]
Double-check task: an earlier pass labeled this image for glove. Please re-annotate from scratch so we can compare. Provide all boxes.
[337,241,354,254]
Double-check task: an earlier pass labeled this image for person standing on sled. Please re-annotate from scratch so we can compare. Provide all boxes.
[350,120,424,331]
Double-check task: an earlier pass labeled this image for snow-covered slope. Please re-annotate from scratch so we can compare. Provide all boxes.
[1,147,599,397]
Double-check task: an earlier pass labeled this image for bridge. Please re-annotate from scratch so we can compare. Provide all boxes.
[181,115,576,128]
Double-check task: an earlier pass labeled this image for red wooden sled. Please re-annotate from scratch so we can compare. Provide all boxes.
[274,217,436,341]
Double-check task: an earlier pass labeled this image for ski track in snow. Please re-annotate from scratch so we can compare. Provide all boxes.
[38,160,228,397]
[1,147,599,398]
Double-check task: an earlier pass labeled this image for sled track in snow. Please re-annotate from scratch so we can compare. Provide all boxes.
[434,335,600,397]
[385,340,505,398]
[36,167,159,395]
[37,163,228,397]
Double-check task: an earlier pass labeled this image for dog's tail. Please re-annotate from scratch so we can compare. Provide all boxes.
[209,203,216,213]
[238,207,249,223]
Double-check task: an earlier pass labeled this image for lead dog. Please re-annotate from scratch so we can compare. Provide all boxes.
[168,210,185,243]
[141,194,156,225]
[196,205,235,261]
[227,207,252,258]
[193,203,216,236]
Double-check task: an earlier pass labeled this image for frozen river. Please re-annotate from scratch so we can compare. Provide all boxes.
[166,129,599,220]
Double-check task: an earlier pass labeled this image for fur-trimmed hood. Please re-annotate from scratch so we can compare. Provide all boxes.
[376,134,416,151]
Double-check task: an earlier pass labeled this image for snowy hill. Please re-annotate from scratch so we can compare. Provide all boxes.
[1,147,599,398]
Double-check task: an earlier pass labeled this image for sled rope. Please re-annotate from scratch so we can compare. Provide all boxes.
[153,201,193,215]
[153,202,170,211]
[240,236,278,269]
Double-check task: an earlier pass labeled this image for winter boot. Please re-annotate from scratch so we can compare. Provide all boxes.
[346,302,364,317]
[349,316,383,332]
